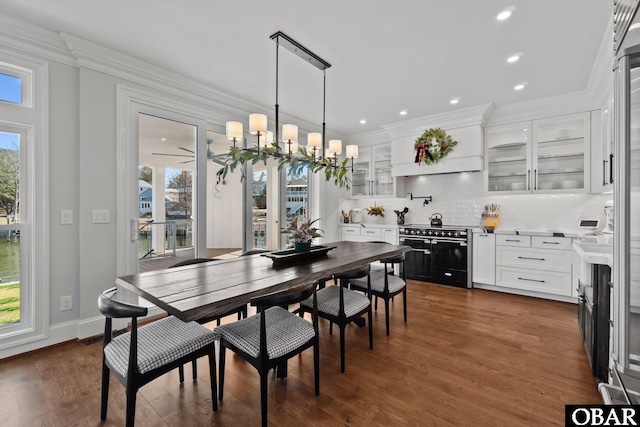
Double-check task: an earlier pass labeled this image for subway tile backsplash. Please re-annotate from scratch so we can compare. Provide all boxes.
[339,172,612,232]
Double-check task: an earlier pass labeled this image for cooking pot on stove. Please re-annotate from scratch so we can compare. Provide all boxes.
[430,213,443,227]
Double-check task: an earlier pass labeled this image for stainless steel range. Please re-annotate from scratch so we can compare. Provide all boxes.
[399,224,473,288]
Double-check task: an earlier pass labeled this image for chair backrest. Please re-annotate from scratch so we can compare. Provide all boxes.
[334,264,370,280]
[98,287,148,319]
[168,258,220,268]
[379,252,406,264]
[250,282,318,310]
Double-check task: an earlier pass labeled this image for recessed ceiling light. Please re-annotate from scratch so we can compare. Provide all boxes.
[507,55,520,63]
[450,98,460,105]
[360,119,366,124]
[496,6,514,21]
[496,10,512,20]
[400,110,408,115]
[514,84,525,90]
[161,137,167,141]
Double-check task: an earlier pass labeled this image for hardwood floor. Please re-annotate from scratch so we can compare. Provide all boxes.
[0,281,601,426]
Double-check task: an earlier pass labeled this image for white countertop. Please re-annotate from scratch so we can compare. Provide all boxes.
[573,241,613,268]
[472,227,580,238]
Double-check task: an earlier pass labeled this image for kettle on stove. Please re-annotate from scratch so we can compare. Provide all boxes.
[430,213,443,227]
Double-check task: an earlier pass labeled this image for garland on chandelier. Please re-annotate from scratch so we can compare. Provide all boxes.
[215,144,351,189]
[414,128,458,165]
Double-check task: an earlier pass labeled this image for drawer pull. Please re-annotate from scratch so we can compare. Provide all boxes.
[517,256,545,261]
[518,277,546,283]
[541,241,560,245]
[505,239,521,242]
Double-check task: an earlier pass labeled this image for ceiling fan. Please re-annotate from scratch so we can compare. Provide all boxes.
[151,140,228,166]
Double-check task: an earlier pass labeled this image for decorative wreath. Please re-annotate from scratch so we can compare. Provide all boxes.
[414,128,458,165]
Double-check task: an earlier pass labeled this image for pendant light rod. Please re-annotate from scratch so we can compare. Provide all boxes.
[275,37,280,151]
[269,31,332,71]
[322,69,326,151]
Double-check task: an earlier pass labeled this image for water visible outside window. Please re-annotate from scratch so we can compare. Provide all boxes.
[253,170,267,249]
[0,73,22,104]
[0,131,21,325]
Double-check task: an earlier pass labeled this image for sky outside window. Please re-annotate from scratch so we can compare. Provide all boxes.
[0,73,22,104]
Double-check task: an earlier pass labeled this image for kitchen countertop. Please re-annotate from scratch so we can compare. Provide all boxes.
[573,240,613,268]
[472,227,580,238]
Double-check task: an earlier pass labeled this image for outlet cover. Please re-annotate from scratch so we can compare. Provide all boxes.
[92,209,110,224]
[60,210,73,225]
[60,295,73,311]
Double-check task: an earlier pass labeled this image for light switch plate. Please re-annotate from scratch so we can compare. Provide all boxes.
[92,209,110,224]
[60,210,73,225]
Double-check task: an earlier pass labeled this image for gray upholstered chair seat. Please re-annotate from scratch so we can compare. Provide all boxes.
[214,306,316,359]
[300,285,370,318]
[104,315,216,378]
[351,270,406,294]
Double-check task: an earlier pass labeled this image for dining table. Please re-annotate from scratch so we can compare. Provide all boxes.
[115,241,411,322]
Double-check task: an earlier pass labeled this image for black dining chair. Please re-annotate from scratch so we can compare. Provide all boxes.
[214,282,319,427]
[299,265,373,373]
[350,251,407,335]
[98,287,217,427]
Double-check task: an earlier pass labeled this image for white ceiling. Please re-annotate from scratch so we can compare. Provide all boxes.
[0,0,612,165]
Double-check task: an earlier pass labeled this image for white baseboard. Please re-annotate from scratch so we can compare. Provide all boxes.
[0,306,168,360]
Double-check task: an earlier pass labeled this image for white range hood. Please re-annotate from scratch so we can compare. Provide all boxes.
[382,104,494,177]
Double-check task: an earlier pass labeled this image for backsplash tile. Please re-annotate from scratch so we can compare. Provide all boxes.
[339,172,612,232]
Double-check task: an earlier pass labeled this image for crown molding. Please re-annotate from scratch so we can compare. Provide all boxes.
[380,103,494,138]
[0,14,76,66]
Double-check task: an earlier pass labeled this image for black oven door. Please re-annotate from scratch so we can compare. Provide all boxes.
[399,236,431,281]
[430,238,468,287]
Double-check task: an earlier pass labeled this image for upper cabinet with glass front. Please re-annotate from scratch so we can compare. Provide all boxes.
[350,144,404,198]
[485,112,590,193]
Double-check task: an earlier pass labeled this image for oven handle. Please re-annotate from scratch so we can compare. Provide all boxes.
[399,237,431,244]
[431,239,467,246]
[411,249,431,254]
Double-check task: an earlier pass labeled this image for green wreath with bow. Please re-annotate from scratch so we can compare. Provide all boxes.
[414,128,458,165]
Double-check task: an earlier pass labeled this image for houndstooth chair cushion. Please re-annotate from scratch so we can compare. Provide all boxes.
[104,316,216,378]
[300,285,370,318]
[213,307,316,359]
[351,270,406,294]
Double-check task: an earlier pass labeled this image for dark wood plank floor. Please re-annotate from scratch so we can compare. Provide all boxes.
[0,281,601,426]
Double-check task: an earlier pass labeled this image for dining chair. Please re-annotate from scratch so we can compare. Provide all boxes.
[214,282,319,427]
[98,287,217,427]
[350,251,407,335]
[168,257,248,382]
[299,265,373,373]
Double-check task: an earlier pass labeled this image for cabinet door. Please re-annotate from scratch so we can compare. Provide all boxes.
[532,112,590,192]
[485,122,532,193]
[350,146,371,197]
[381,227,398,244]
[591,97,614,193]
[372,145,393,196]
[473,233,495,285]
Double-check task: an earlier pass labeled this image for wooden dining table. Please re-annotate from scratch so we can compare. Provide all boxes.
[116,241,410,322]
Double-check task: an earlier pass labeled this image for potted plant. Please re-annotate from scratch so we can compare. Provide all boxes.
[365,201,385,223]
[281,215,323,252]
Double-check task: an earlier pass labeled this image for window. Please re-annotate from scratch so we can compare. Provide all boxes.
[0,63,32,107]
[0,54,47,352]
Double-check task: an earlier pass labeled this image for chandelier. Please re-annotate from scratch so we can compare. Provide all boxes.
[216,31,357,187]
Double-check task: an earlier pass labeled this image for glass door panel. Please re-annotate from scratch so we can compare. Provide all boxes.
[486,122,530,192]
[351,146,371,197]
[372,144,393,196]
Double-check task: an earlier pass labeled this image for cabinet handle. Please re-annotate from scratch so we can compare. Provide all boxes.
[534,169,537,190]
[517,256,546,261]
[518,277,546,283]
[505,239,521,242]
[527,169,531,190]
[610,153,614,184]
[478,234,488,237]
[603,159,608,186]
[541,241,560,245]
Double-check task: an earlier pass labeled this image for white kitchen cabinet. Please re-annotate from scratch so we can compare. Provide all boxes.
[495,235,573,296]
[485,112,590,193]
[350,144,405,198]
[472,232,495,285]
[339,224,398,244]
[591,95,614,193]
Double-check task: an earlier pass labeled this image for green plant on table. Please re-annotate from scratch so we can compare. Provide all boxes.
[281,216,323,243]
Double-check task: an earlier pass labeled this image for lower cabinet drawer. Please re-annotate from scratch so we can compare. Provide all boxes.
[496,246,571,273]
[341,227,361,237]
[496,266,572,296]
[360,228,381,239]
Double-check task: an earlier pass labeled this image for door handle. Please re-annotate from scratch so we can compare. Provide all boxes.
[534,169,537,190]
[610,153,614,184]
[603,159,608,186]
[527,169,531,190]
